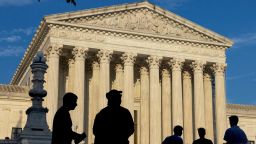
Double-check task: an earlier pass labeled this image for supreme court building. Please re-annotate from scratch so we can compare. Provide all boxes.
[1,1,256,144]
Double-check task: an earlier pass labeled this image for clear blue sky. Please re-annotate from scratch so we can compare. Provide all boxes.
[0,0,255,105]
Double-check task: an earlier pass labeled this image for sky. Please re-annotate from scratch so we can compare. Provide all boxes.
[0,0,255,105]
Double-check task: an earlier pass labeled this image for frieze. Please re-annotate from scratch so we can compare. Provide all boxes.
[49,27,225,58]
[49,28,105,43]
[64,8,220,43]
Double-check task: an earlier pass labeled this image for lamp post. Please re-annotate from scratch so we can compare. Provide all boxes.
[18,51,51,144]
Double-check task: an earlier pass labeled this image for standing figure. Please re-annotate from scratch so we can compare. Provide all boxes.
[224,115,248,144]
[93,89,134,144]
[162,125,183,144]
[51,92,86,144]
[192,128,213,144]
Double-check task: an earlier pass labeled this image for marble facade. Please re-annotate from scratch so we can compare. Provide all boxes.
[1,1,255,144]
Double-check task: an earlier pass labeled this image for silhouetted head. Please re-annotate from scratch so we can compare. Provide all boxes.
[198,128,206,138]
[106,89,122,107]
[63,92,78,110]
[173,125,183,136]
[229,115,239,127]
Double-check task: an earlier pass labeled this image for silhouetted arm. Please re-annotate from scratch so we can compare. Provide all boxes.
[223,129,231,144]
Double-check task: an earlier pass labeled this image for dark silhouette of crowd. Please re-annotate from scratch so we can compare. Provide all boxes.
[51,91,249,144]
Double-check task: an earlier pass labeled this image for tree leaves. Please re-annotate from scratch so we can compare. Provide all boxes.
[66,0,76,6]
[38,0,77,6]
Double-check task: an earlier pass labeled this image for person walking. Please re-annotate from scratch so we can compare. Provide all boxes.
[51,92,86,144]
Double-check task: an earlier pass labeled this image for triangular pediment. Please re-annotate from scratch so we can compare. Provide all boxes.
[45,2,233,46]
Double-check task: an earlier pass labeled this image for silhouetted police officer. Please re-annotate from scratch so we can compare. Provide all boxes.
[93,90,134,144]
[51,92,86,144]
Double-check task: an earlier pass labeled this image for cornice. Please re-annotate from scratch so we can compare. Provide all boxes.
[0,85,30,101]
[47,20,229,49]
[0,84,29,93]
[227,104,256,116]
[10,19,49,85]
[45,1,233,46]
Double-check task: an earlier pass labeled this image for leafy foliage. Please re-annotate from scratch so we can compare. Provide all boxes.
[38,0,76,6]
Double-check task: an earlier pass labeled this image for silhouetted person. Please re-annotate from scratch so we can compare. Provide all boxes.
[224,115,248,144]
[93,89,134,144]
[51,92,86,144]
[193,128,213,144]
[162,125,183,144]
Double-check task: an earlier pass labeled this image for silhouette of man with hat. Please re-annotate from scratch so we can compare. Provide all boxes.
[93,89,134,144]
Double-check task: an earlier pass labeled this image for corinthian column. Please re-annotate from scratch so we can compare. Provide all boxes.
[140,66,150,144]
[46,44,62,129]
[121,52,136,144]
[191,61,206,138]
[182,70,193,144]
[67,58,75,93]
[204,72,214,141]
[212,63,227,144]
[91,60,100,113]
[121,53,137,114]
[97,50,113,109]
[161,67,171,139]
[72,47,88,133]
[169,58,184,128]
[88,60,100,144]
[147,56,162,144]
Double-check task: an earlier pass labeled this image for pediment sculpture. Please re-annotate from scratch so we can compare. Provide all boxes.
[62,8,220,43]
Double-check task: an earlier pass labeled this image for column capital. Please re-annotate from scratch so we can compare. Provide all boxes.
[211,63,227,75]
[92,61,100,70]
[115,64,123,72]
[97,50,113,63]
[68,57,75,66]
[204,72,213,81]
[169,58,184,71]
[161,69,170,78]
[72,47,88,60]
[121,53,137,66]
[147,56,162,69]
[183,70,192,79]
[47,43,63,57]
[190,61,206,72]
[140,66,149,76]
